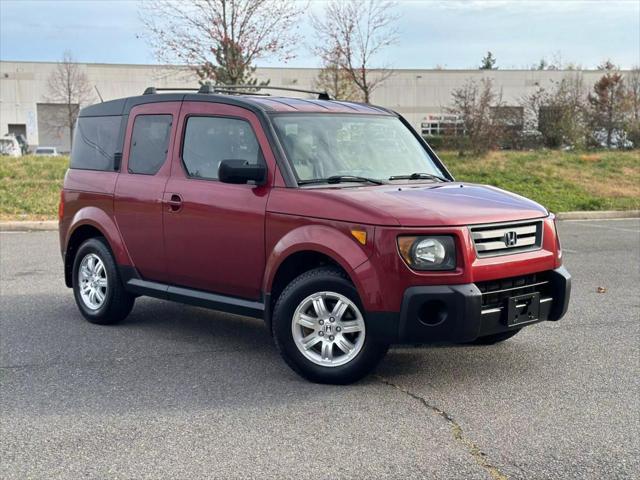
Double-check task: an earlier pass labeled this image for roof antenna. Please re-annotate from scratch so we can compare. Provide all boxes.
[94,85,104,103]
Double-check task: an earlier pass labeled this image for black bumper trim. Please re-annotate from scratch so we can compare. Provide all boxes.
[367,266,571,344]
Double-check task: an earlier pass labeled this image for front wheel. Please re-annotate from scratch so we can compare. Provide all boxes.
[272,267,389,384]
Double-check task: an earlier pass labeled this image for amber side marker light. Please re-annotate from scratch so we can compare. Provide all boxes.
[397,236,417,264]
[351,229,367,245]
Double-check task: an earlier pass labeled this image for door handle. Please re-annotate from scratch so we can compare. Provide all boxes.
[164,193,183,212]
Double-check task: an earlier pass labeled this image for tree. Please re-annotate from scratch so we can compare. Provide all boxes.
[588,61,629,148]
[521,73,588,148]
[312,47,360,101]
[139,0,303,86]
[447,78,504,153]
[626,67,640,122]
[46,51,94,148]
[625,67,640,146]
[312,0,398,103]
[479,51,497,70]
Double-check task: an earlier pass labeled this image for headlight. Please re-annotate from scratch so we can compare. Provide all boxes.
[397,235,457,271]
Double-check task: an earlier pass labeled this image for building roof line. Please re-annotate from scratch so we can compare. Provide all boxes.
[0,60,633,74]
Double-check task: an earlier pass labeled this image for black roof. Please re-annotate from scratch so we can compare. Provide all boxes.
[78,93,395,117]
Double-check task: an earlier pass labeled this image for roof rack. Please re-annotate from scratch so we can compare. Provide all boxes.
[143,85,331,100]
[208,85,331,100]
[143,87,201,95]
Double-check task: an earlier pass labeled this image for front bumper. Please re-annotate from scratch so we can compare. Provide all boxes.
[367,266,571,344]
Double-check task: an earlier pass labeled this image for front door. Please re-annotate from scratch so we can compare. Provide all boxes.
[163,102,274,300]
[114,102,180,282]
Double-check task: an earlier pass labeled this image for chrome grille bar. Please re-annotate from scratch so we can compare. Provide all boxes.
[470,219,543,257]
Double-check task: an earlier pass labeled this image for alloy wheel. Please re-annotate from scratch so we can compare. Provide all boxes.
[291,291,366,367]
[78,253,108,310]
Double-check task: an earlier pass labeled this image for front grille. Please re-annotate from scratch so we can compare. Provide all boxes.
[476,271,552,309]
[470,219,543,257]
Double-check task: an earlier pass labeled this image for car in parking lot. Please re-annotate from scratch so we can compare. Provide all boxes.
[0,135,22,157]
[58,85,571,384]
[34,146,60,156]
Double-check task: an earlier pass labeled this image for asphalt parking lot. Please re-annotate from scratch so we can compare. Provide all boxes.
[1,218,638,479]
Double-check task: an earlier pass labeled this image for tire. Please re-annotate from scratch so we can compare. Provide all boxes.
[467,329,521,345]
[72,237,135,325]
[272,266,389,384]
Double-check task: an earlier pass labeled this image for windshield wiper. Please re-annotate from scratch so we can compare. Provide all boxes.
[299,175,384,186]
[388,172,449,182]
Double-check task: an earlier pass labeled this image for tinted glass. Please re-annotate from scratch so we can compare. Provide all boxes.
[128,115,172,175]
[272,114,444,182]
[70,116,122,171]
[182,116,261,180]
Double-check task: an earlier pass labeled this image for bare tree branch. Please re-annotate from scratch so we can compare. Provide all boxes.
[139,0,304,85]
[312,0,398,103]
[46,51,94,148]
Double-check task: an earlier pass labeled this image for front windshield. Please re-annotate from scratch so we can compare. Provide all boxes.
[271,114,445,183]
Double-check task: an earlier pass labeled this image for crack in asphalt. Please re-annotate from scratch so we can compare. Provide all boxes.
[375,375,509,480]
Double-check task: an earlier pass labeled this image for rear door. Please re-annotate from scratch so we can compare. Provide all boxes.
[114,102,180,282]
[163,101,275,300]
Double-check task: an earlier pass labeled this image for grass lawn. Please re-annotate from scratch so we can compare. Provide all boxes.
[440,150,640,213]
[0,151,638,220]
[0,155,69,220]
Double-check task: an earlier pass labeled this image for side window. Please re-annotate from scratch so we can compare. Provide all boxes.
[128,115,172,175]
[182,116,261,180]
[71,115,122,171]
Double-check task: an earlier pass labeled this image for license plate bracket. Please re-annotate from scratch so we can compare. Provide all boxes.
[506,292,540,326]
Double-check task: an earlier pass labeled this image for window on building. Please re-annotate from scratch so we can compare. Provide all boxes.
[492,106,524,131]
[70,115,123,171]
[128,115,173,175]
[420,114,464,136]
[182,116,262,180]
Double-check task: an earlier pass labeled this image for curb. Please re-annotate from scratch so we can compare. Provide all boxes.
[2,210,639,232]
[556,210,640,220]
[0,220,58,232]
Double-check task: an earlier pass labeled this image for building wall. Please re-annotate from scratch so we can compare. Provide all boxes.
[0,60,623,150]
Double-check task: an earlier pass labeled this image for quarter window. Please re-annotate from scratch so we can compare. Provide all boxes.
[128,115,173,175]
[70,115,122,171]
[182,116,262,180]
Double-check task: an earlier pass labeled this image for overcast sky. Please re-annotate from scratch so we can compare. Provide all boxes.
[1,0,638,69]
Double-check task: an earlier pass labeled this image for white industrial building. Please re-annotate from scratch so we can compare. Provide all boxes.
[0,60,620,152]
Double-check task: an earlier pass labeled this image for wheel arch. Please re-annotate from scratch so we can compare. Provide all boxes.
[63,208,131,287]
[263,225,372,331]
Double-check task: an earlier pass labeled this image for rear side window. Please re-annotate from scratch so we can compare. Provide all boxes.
[128,115,172,175]
[71,116,122,171]
[182,116,261,180]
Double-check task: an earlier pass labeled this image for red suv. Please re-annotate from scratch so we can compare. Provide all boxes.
[59,86,570,384]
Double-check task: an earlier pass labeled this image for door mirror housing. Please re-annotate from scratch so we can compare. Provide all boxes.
[218,159,267,185]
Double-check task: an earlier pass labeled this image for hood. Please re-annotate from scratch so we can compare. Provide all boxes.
[268,182,548,227]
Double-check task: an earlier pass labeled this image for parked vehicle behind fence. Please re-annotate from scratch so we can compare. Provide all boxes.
[58,86,571,384]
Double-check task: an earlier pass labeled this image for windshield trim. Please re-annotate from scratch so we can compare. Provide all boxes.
[268,112,454,187]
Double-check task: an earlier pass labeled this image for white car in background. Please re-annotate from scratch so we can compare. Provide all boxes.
[34,147,60,156]
[0,136,22,157]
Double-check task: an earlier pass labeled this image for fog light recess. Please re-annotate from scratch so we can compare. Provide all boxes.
[418,300,448,326]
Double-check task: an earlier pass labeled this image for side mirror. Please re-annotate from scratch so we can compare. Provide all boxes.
[218,159,267,185]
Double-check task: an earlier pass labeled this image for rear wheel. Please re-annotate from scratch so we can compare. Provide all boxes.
[272,267,389,384]
[72,237,134,325]
[467,329,521,345]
